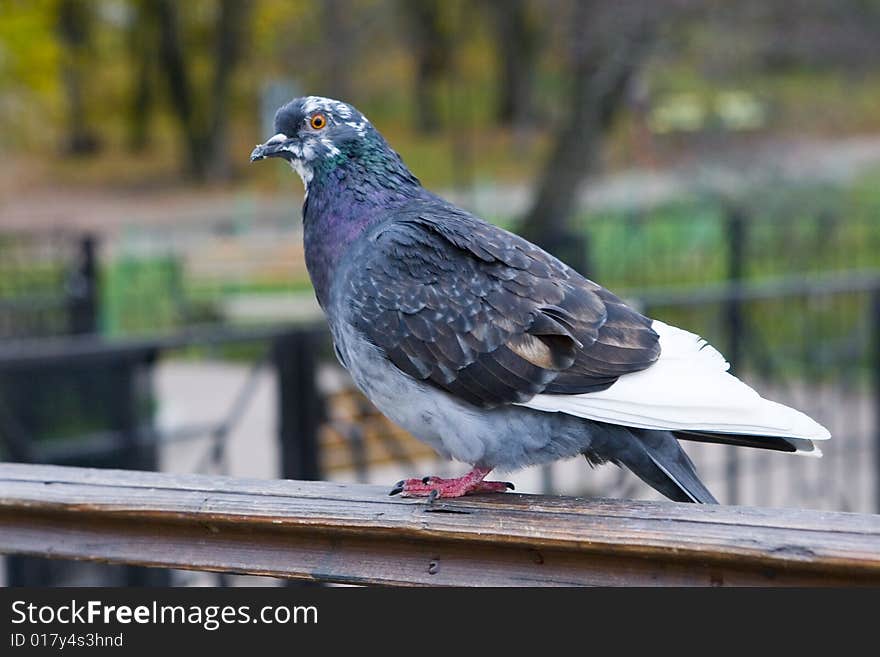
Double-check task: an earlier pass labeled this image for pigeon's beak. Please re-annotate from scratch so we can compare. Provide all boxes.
[250,133,294,162]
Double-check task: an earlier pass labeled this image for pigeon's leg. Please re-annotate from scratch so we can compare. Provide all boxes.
[389,466,514,498]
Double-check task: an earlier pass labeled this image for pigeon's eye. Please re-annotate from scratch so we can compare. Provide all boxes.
[310,114,327,130]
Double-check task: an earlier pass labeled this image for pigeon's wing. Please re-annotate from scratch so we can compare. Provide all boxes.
[347,209,660,408]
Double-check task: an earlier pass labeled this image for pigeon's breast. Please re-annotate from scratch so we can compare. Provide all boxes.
[329,318,594,470]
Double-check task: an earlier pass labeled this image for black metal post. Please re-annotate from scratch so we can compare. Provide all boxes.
[274,328,324,482]
[724,205,746,505]
[273,327,325,588]
[67,234,99,335]
[110,354,169,586]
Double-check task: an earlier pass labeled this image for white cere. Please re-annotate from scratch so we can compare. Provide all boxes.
[265,132,288,145]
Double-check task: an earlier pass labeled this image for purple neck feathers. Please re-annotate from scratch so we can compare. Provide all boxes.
[302,164,420,306]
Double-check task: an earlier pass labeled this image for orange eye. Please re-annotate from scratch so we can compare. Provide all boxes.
[310,113,327,130]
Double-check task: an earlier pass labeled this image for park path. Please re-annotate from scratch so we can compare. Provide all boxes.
[2,134,880,234]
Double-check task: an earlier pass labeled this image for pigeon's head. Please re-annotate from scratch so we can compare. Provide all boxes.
[250,96,383,186]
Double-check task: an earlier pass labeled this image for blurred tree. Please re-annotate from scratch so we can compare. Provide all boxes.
[126,0,157,152]
[149,0,252,181]
[520,1,659,271]
[320,0,354,100]
[486,0,539,128]
[400,0,453,132]
[6,0,880,188]
[56,0,100,155]
[0,1,61,149]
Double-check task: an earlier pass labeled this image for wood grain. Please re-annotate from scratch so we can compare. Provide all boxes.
[0,463,878,586]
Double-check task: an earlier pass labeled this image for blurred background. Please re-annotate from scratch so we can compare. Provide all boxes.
[1,0,880,584]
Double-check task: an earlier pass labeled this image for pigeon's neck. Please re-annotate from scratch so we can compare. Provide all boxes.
[302,156,422,308]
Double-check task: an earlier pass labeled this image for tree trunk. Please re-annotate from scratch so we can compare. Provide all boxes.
[152,0,204,178]
[205,0,251,181]
[401,0,452,133]
[150,0,250,182]
[321,0,354,100]
[126,0,155,153]
[57,0,100,156]
[520,2,655,273]
[487,0,538,127]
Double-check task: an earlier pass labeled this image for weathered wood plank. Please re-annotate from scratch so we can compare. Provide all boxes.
[0,463,878,586]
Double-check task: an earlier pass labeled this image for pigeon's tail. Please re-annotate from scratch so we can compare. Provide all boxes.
[522,320,831,455]
[587,424,718,504]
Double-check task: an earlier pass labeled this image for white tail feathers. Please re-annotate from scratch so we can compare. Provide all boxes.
[521,320,831,453]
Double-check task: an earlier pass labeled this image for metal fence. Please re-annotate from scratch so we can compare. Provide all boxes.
[571,197,880,514]
[0,323,334,585]
[577,189,880,291]
[0,231,98,339]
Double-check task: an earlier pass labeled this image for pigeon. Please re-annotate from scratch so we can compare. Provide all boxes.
[251,96,830,504]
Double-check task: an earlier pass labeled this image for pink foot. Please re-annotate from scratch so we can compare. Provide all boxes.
[389,466,514,499]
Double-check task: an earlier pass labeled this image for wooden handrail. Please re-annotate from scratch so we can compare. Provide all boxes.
[0,463,878,586]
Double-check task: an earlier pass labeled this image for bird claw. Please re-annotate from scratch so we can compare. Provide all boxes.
[388,470,514,498]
